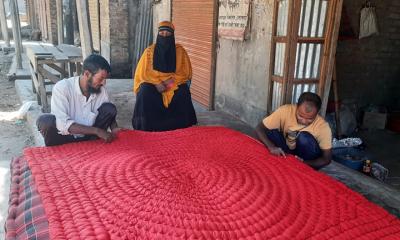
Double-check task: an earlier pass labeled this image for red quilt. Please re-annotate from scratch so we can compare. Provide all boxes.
[23,127,400,239]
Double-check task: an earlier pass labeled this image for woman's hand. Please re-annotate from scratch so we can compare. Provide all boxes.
[163,78,175,90]
[155,83,167,93]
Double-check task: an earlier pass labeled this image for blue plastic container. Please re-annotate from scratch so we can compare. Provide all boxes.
[332,148,368,171]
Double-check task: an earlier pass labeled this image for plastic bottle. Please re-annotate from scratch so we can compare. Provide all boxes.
[363,159,372,175]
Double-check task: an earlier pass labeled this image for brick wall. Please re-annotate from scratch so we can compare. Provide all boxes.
[109,0,129,77]
[46,0,57,44]
[336,0,400,110]
[88,0,100,51]
[99,0,110,42]
[99,0,130,77]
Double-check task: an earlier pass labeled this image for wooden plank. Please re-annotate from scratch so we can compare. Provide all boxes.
[321,0,344,117]
[76,62,82,75]
[57,44,83,59]
[47,63,68,77]
[37,65,61,83]
[29,62,39,94]
[68,62,76,76]
[27,0,38,29]
[271,75,284,84]
[9,0,23,69]
[0,0,10,46]
[273,36,288,43]
[29,62,43,105]
[38,0,45,39]
[297,37,325,43]
[38,72,49,112]
[75,0,93,58]
[65,0,74,44]
[43,64,62,77]
[267,0,279,113]
[292,79,320,84]
[56,0,63,44]
[284,0,302,104]
[26,45,52,73]
[26,44,52,56]
[41,44,69,61]
[208,0,218,110]
[319,0,336,96]
[332,61,341,137]
[26,47,38,68]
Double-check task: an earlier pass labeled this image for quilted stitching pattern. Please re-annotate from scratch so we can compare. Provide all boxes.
[6,157,49,240]
[23,127,400,239]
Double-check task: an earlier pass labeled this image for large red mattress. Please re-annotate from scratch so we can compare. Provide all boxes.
[21,127,400,239]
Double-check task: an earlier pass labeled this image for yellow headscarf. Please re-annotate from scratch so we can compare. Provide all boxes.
[133,22,192,108]
[158,21,175,32]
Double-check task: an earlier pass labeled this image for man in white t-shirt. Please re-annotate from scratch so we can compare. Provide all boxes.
[36,54,120,146]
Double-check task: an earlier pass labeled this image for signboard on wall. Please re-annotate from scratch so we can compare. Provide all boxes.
[218,0,251,41]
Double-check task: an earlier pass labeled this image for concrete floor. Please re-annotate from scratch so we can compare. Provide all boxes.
[356,129,400,190]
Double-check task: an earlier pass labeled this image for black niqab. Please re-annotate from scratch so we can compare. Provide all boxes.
[153,34,176,73]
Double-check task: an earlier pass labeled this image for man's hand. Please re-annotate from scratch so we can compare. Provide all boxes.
[111,127,122,135]
[295,155,304,162]
[155,83,167,93]
[96,128,114,143]
[269,147,286,158]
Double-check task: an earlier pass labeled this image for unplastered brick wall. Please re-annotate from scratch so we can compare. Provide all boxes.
[100,0,110,43]
[109,0,129,77]
[88,0,100,51]
[46,0,57,44]
[336,0,400,110]
[99,0,130,77]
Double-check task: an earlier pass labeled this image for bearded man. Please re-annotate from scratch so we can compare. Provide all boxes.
[36,54,120,146]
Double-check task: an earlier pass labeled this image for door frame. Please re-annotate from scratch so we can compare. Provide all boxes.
[267,0,343,116]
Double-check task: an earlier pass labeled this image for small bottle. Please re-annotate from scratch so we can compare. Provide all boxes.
[363,159,372,175]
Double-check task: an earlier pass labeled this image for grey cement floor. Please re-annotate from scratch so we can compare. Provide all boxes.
[356,129,400,190]
[14,79,400,218]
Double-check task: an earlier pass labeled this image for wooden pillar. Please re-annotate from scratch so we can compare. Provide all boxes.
[56,0,63,44]
[0,0,10,47]
[10,0,23,69]
[321,0,344,117]
[75,0,92,58]
[72,0,79,45]
[65,0,74,44]
[27,0,37,29]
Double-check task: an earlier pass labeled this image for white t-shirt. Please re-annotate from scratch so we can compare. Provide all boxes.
[50,76,110,136]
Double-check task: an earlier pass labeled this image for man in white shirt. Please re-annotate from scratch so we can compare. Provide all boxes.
[36,54,120,146]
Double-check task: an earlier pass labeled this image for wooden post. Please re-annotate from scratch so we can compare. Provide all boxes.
[32,0,38,29]
[72,0,79,45]
[321,0,344,117]
[10,0,23,69]
[37,72,49,112]
[56,0,63,44]
[332,62,341,138]
[65,0,74,44]
[26,0,37,29]
[0,0,10,47]
[75,0,92,58]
